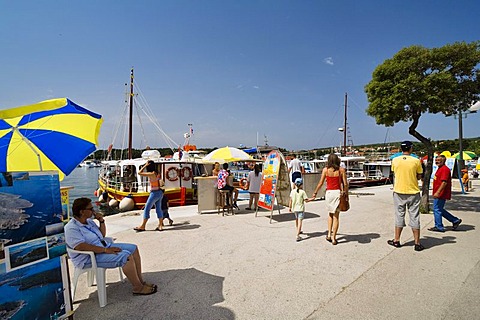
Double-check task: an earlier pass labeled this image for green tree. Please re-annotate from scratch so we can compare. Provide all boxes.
[365,41,480,212]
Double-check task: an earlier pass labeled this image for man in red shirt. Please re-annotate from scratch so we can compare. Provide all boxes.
[429,155,462,232]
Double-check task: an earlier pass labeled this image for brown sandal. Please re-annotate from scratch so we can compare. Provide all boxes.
[133,284,156,295]
[143,281,157,289]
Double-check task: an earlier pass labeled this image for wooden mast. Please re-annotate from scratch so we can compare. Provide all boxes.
[343,92,347,156]
[128,68,134,159]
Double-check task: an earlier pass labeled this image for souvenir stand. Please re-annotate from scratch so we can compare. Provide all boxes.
[0,171,73,319]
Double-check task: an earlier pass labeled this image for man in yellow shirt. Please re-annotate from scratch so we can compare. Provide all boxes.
[389,141,424,251]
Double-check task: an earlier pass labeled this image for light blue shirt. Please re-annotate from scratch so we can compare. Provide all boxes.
[64,218,110,268]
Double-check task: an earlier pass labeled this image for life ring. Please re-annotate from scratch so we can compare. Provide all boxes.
[182,167,192,181]
[166,167,179,181]
[239,178,248,189]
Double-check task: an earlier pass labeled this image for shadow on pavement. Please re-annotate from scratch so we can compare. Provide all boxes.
[303,231,328,240]
[73,268,234,320]
[404,235,457,250]
[267,211,320,223]
[447,194,480,212]
[337,232,381,244]
[163,221,201,231]
[447,224,476,232]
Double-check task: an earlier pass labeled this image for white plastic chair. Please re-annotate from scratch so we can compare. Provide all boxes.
[67,237,124,307]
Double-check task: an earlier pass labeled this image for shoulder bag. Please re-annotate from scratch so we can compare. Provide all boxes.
[338,172,349,212]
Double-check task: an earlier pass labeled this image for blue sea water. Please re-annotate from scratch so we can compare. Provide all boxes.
[60,166,101,207]
[60,167,118,215]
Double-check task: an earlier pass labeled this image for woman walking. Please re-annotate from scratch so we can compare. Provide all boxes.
[134,160,165,232]
[245,164,262,210]
[312,154,348,245]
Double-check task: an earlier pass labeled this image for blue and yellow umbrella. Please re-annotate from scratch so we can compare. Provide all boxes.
[0,98,103,180]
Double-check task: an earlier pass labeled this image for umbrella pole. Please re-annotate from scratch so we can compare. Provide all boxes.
[15,127,43,171]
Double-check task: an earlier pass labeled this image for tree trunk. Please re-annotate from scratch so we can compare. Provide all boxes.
[408,115,433,214]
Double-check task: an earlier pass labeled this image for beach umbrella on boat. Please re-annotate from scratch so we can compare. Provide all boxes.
[0,98,103,180]
[451,151,476,160]
[202,146,253,163]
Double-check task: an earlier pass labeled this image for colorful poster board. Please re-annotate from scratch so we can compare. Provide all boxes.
[258,150,290,212]
[258,151,281,210]
[0,171,72,319]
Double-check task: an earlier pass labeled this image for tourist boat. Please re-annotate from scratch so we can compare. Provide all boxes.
[363,160,392,182]
[337,93,391,187]
[96,69,207,210]
[97,151,206,209]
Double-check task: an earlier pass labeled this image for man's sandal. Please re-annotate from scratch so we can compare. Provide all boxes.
[387,239,401,248]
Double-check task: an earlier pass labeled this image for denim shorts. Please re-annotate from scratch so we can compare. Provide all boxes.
[84,243,137,269]
[294,211,305,220]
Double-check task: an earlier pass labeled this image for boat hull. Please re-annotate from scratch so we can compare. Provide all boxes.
[348,177,391,188]
[98,179,196,209]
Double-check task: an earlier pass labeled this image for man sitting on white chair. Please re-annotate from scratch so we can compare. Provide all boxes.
[65,197,156,296]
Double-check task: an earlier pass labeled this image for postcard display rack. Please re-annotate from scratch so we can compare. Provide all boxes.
[0,171,73,320]
[257,150,291,223]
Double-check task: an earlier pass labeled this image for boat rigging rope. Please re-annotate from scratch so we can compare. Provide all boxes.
[134,80,179,152]
[104,79,181,157]
[313,105,341,148]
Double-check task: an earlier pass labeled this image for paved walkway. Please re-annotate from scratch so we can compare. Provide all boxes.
[71,180,480,320]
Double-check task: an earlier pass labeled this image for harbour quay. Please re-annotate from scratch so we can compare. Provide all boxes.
[71,180,480,320]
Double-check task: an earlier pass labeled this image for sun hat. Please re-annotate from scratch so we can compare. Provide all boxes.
[400,140,413,151]
[294,178,303,186]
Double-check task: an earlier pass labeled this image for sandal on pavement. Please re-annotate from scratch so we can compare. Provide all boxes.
[331,239,338,245]
[133,285,157,295]
[387,239,401,248]
[326,237,332,242]
[133,227,146,232]
[143,282,157,290]
[154,227,163,231]
[428,227,445,233]
[414,243,425,252]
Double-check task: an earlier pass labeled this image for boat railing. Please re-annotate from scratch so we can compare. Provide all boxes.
[99,174,149,193]
[346,170,366,180]
[365,169,384,180]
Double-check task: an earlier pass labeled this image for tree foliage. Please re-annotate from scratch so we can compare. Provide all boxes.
[365,41,480,212]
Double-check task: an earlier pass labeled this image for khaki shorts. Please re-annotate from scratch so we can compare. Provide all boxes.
[393,192,421,229]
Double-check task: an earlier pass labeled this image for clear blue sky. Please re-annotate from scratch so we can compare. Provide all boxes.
[1,0,479,151]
